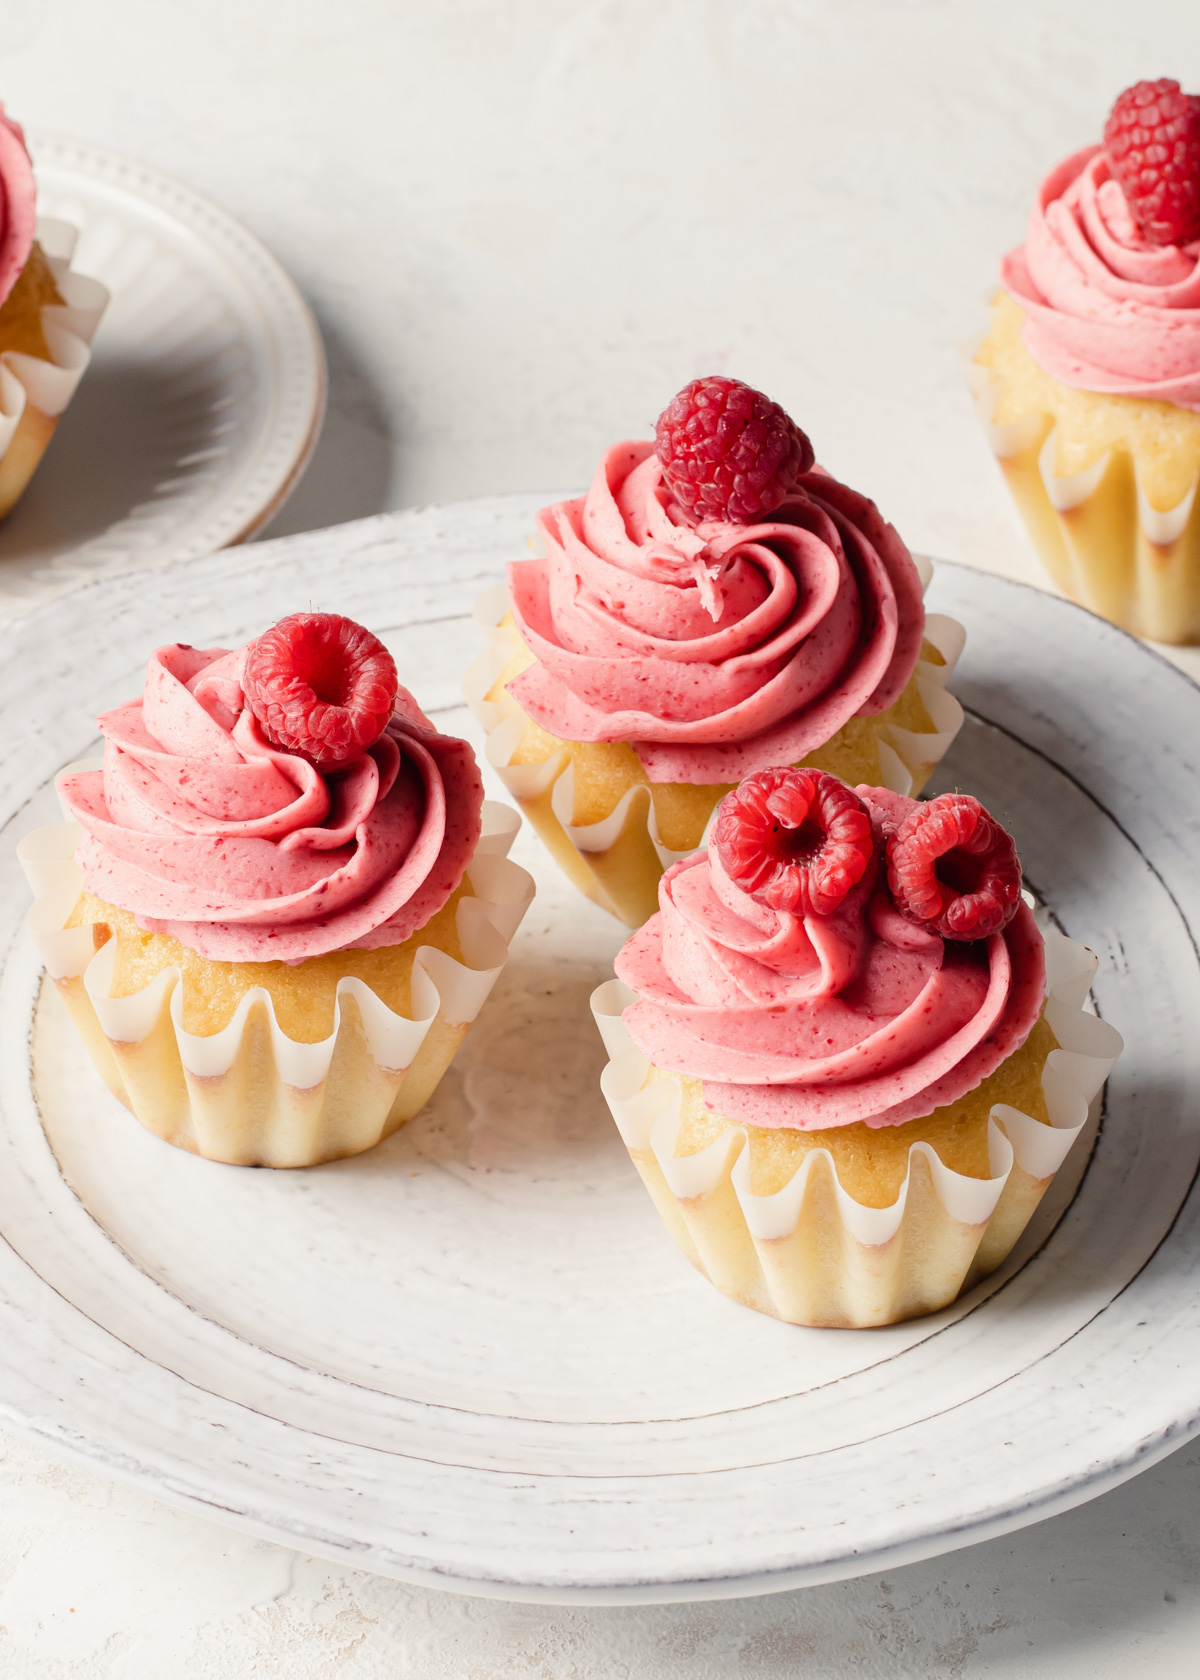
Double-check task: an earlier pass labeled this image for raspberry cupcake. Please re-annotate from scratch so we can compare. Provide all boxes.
[0,105,109,520]
[19,612,534,1168]
[969,78,1200,642]
[465,377,964,928]
[592,770,1121,1328]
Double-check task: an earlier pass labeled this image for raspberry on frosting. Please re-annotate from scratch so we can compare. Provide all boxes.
[712,768,873,917]
[654,377,815,526]
[999,124,1200,409]
[613,782,1045,1132]
[505,437,925,783]
[885,793,1022,942]
[1103,78,1200,249]
[58,632,484,964]
[243,612,398,765]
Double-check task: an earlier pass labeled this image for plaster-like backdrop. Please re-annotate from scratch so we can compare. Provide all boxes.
[9,0,1194,576]
[3,0,1200,1674]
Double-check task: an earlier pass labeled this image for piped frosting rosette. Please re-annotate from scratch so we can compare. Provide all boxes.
[466,409,964,927]
[590,774,1121,1327]
[0,109,109,520]
[969,117,1200,640]
[1002,146,1200,409]
[20,623,535,1168]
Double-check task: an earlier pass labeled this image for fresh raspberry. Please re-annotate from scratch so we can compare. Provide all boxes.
[242,612,398,766]
[1103,78,1200,247]
[712,768,874,917]
[886,794,1022,942]
[654,376,815,527]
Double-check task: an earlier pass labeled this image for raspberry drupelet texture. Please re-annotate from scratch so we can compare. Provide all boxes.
[886,793,1022,942]
[242,612,399,765]
[1103,78,1200,248]
[654,376,815,527]
[712,768,874,917]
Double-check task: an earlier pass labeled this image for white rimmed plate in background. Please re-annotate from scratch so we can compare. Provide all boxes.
[0,132,325,619]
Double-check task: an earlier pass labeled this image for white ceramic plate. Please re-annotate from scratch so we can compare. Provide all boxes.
[0,496,1195,1605]
[0,132,326,619]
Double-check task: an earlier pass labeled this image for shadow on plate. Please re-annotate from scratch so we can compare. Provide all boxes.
[0,303,396,582]
[258,309,394,541]
[0,350,235,570]
[318,955,624,1185]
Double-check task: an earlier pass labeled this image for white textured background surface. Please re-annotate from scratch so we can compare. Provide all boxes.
[5,1,1200,1674]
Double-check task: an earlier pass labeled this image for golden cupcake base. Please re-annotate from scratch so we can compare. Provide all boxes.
[592,925,1121,1328]
[0,221,109,521]
[970,292,1200,644]
[466,584,965,927]
[20,801,534,1169]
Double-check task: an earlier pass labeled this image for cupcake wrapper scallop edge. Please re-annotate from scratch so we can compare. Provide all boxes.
[0,219,110,521]
[590,924,1122,1329]
[464,578,966,925]
[19,777,535,1169]
[965,341,1200,644]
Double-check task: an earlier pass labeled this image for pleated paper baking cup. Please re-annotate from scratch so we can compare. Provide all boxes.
[590,926,1121,1328]
[19,798,534,1169]
[967,349,1200,644]
[464,579,966,928]
[0,218,109,521]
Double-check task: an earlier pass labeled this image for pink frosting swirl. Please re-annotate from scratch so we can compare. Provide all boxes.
[0,105,35,312]
[507,442,925,784]
[1001,145,1200,410]
[58,642,484,964]
[614,787,1045,1130]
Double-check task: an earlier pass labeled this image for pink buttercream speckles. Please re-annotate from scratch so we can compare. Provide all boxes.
[57,641,484,963]
[614,786,1045,1131]
[505,442,925,783]
[0,106,36,313]
[1001,145,1200,409]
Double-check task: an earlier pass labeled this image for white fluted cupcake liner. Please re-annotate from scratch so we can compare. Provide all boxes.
[19,793,534,1169]
[590,924,1121,1328]
[0,218,109,519]
[464,577,965,926]
[967,345,1200,643]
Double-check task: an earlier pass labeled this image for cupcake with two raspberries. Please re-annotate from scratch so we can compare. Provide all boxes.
[592,769,1121,1328]
[20,612,534,1168]
[466,376,965,928]
[970,78,1200,642]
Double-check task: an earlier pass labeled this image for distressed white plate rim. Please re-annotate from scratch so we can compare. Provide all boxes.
[0,130,326,619]
[0,495,1195,1605]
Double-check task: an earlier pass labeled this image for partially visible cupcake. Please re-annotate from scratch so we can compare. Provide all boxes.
[466,377,964,928]
[0,106,109,520]
[592,769,1121,1328]
[20,612,534,1168]
[969,78,1200,642]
